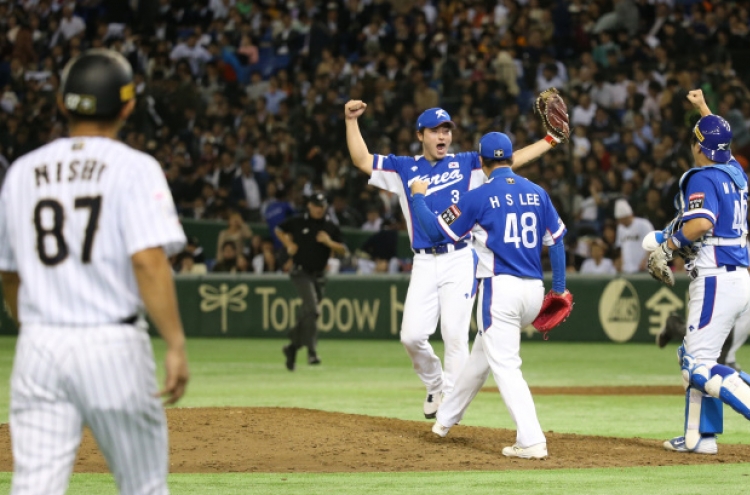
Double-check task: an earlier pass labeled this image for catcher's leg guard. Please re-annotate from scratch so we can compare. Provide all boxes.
[682,352,750,421]
[683,386,723,451]
[704,366,750,421]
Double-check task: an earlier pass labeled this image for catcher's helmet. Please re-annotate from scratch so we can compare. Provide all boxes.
[693,114,732,162]
[60,49,134,119]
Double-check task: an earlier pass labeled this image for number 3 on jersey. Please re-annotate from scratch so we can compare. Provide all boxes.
[504,212,538,248]
[451,190,459,204]
[34,196,102,266]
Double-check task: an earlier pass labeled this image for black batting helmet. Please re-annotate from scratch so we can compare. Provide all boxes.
[60,48,135,119]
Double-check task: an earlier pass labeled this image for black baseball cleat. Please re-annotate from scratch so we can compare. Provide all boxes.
[657,312,686,348]
[308,354,321,365]
[282,345,296,371]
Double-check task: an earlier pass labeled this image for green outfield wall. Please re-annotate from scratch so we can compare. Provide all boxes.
[0,274,692,343]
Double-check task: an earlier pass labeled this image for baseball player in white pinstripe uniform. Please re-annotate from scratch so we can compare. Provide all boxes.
[0,49,189,495]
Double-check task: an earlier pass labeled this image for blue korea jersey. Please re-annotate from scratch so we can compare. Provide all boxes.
[414,167,566,279]
[681,157,749,269]
[369,152,485,250]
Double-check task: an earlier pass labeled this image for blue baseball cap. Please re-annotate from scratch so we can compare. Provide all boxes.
[694,114,732,162]
[416,108,455,131]
[478,132,513,160]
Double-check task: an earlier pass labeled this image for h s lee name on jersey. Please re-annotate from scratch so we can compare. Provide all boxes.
[491,193,542,208]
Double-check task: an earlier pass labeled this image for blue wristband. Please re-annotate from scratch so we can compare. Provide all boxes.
[672,230,692,249]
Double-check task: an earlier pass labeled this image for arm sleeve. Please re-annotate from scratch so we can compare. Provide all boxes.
[549,241,566,293]
[369,154,409,193]
[541,192,567,246]
[122,159,187,257]
[0,189,16,271]
[412,193,448,243]
[682,172,718,224]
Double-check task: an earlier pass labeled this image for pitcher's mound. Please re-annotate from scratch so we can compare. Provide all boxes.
[2,407,750,473]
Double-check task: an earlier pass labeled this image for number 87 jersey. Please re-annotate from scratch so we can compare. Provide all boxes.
[436,167,566,279]
[0,137,186,326]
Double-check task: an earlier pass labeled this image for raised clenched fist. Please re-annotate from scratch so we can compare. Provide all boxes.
[345,100,367,120]
[687,89,706,110]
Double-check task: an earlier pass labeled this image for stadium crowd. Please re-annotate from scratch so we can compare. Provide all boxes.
[1,0,750,274]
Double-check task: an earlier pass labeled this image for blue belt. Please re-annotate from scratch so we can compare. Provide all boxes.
[415,241,468,255]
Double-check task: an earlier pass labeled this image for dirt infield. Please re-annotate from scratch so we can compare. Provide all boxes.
[2,405,750,473]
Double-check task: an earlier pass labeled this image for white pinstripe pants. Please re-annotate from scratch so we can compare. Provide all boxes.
[10,324,169,495]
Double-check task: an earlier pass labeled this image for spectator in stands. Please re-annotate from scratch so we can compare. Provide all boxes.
[169,33,212,76]
[361,205,383,233]
[580,239,618,276]
[614,198,654,274]
[321,157,345,192]
[176,252,208,275]
[230,158,262,221]
[571,93,597,128]
[328,190,362,228]
[636,188,669,231]
[216,211,253,262]
[356,218,400,275]
[183,236,207,266]
[252,237,280,274]
[263,77,288,115]
[212,241,249,273]
[262,183,296,249]
[59,3,86,41]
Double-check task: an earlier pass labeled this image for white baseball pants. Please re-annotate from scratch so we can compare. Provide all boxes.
[685,269,750,366]
[726,280,750,366]
[10,324,169,495]
[437,275,546,448]
[401,247,476,397]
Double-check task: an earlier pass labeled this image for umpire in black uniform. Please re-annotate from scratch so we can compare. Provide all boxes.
[276,192,347,370]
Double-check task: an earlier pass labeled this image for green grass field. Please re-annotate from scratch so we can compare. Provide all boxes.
[1,336,749,494]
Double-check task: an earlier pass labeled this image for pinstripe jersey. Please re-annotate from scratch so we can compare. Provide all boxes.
[0,136,186,326]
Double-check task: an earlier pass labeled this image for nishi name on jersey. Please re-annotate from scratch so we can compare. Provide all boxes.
[33,159,108,186]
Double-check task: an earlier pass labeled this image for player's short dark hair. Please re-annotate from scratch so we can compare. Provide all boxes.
[482,158,514,167]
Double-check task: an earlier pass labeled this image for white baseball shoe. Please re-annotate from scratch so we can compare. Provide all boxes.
[432,421,451,438]
[663,436,717,455]
[423,392,442,419]
[502,442,548,459]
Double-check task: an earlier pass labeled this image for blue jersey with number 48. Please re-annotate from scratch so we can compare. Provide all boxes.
[418,167,566,279]
[369,152,485,250]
